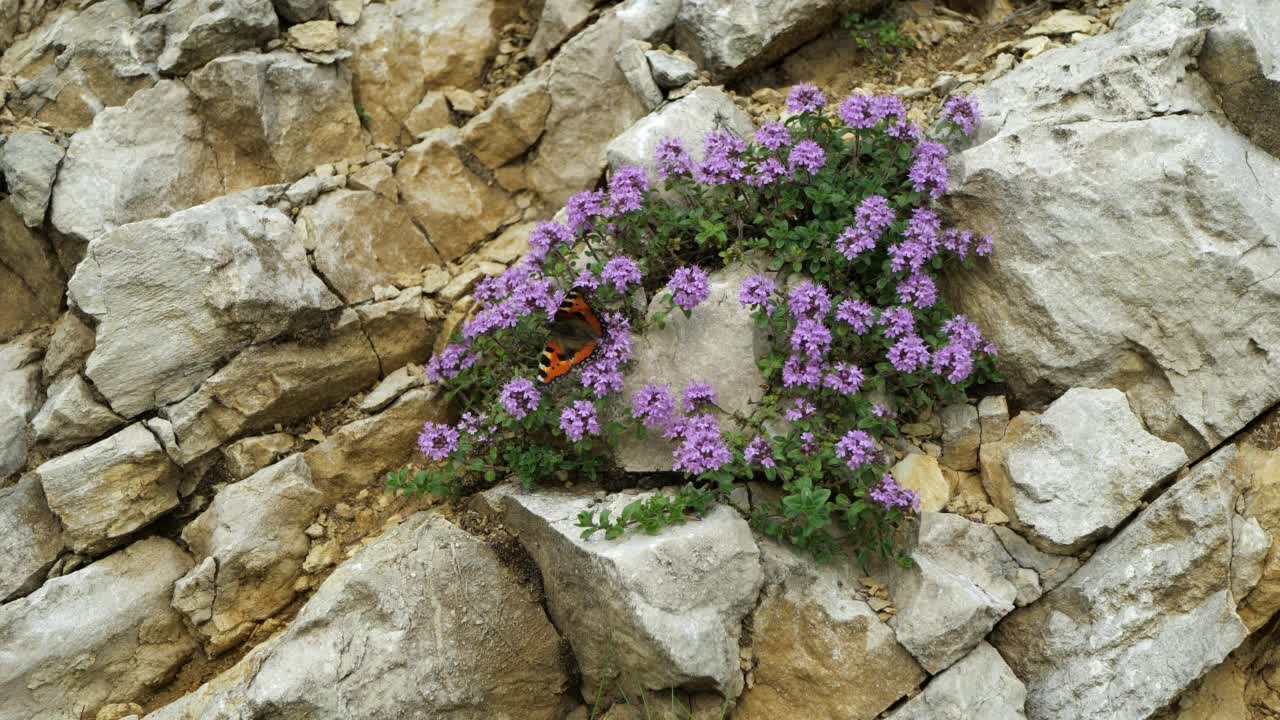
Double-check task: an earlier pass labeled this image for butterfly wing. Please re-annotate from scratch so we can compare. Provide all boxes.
[539,339,577,383]
[538,292,605,384]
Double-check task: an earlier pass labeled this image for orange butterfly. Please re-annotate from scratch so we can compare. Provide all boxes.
[538,292,604,383]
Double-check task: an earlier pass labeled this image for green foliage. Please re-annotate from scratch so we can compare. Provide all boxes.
[575,485,716,540]
[843,11,915,53]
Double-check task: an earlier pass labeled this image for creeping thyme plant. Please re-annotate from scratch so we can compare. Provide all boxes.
[387,85,1000,563]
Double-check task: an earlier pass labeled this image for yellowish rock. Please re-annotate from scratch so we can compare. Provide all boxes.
[891,454,951,513]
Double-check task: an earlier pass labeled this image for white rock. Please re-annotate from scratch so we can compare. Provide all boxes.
[645,49,699,88]
[1025,9,1099,36]
[886,642,1027,720]
[616,39,663,110]
[1231,514,1271,601]
[675,0,860,79]
[980,388,1188,553]
[42,312,95,381]
[1190,0,1280,158]
[978,395,1009,442]
[990,525,1079,593]
[0,131,63,227]
[358,365,424,413]
[0,339,41,480]
[151,0,279,75]
[527,0,594,62]
[0,475,64,601]
[31,374,125,453]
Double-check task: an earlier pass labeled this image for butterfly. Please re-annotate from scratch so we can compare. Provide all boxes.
[538,292,604,383]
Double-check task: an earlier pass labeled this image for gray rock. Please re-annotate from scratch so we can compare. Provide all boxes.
[271,0,325,22]
[0,475,64,602]
[1192,0,1280,158]
[0,537,197,720]
[68,191,340,419]
[1231,514,1271,601]
[42,312,95,380]
[946,2,1280,459]
[527,0,595,62]
[358,365,424,413]
[495,486,762,700]
[993,445,1250,720]
[176,455,325,654]
[886,642,1027,720]
[153,0,279,75]
[980,388,1188,553]
[616,39,663,110]
[0,201,63,343]
[978,394,1009,442]
[888,512,1022,673]
[0,131,63,227]
[284,175,342,207]
[145,515,568,719]
[31,374,126,453]
[0,338,42,480]
[353,289,439,371]
[459,66,554,168]
[36,423,180,555]
[606,85,754,188]
[940,403,980,471]
[991,525,1079,593]
[645,49,698,88]
[221,433,300,480]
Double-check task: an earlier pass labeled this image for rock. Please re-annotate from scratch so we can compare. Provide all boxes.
[150,0,279,75]
[617,261,768,471]
[616,39,663,110]
[68,191,340,419]
[980,388,1188,553]
[304,387,447,494]
[886,642,1027,720]
[145,515,568,719]
[0,130,63,226]
[342,0,516,144]
[940,403,980,471]
[31,374,126,453]
[359,365,424,413]
[993,445,1249,720]
[0,200,63,342]
[354,289,439,370]
[888,512,1021,673]
[285,19,338,52]
[496,486,762,700]
[981,52,1016,82]
[1013,35,1056,60]
[675,0,867,80]
[945,2,1280,459]
[272,0,325,23]
[0,337,42,479]
[284,175,341,207]
[1229,443,1280,630]
[299,190,442,304]
[97,703,145,720]
[346,161,398,198]
[396,128,516,262]
[737,541,925,719]
[42,312,95,380]
[890,454,950,513]
[443,87,481,115]
[978,395,1009,442]
[606,85,754,187]
[176,455,325,654]
[1025,9,1100,36]
[1231,515,1270,602]
[0,537,196,720]
[160,310,381,466]
[403,91,452,139]
[460,66,553,167]
[527,0,595,62]
[328,0,360,24]
[990,525,1079,593]
[645,49,698,88]
[188,52,365,185]
[221,433,301,480]
[36,423,180,555]
[0,475,64,601]
[1194,0,1280,159]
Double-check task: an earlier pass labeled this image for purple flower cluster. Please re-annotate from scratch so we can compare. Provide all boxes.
[784,398,815,421]
[783,354,823,388]
[631,384,675,429]
[909,141,949,198]
[788,139,826,175]
[426,343,478,383]
[565,190,605,233]
[670,414,733,474]
[743,436,776,468]
[668,266,710,311]
[890,208,942,273]
[738,274,776,313]
[837,195,895,260]
[697,130,747,185]
[941,95,982,136]
[601,256,642,293]
[823,362,864,395]
[580,312,632,397]
[654,137,695,179]
[458,411,496,444]
[787,280,831,319]
[682,382,718,413]
[786,84,826,113]
[897,272,938,309]
[870,472,920,511]
[878,305,915,339]
[887,334,931,373]
[528,221,574,261]
[835,429,877,471]
[755,121,791,150]
[608,165,649,214]
[748,157,787,187]
[499,377,541,419]
[560,400,601,441]
[417,421,459,461]
[573,269,600,291]
[835,299,874,334]
[932,314,993,383]
[791,318,832,359]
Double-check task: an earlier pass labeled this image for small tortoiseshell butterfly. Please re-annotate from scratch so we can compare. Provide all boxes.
[538,292,604,383]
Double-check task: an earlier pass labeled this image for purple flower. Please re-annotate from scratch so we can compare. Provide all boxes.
[560,400,602,441]
[668,266,710,311]
[739,274,776,312]
[565,190,606,233]
[528,221,574,261]
[784,398,815,421]
[655,137,695,180]
[499,378,541,419]
[837,195,894,260]
[835,299,874,334]
[909,141,949,198]
[697,130,747,186]
[573,270,600,291]
[823,362,864,395]
[682,382,718,413]
[870,472,920,511]
[598,313,633,365]
[426,343,477,383]
[580,362,624,398]
[942,228,973,258]
[417,421,459,461]
[788,139,826,175]
[888,334,931,373]
[838,93,874,129]
[755,121,791,150]
[782,354,823,389]
[887,120,924,142]
[800,431,817,454]
[514,277,564,320]
[890,208,942,273]
[786,84,826,114]
[835,429,877,471]
[462,300,521,338]
[932,342,975,384]
[608,165,649,214]
[743,436,776,468]
[878,306,915,339]
[897,272,938,309]
[836,227,875,260]
[787,280,831,319]
[672,413,733,474]
[976,234,995,256]
[941,95,982,136]
[790,318,832,359]
[869,95,906,125]
[942,315,985,351]
[602,256,642,293]
[631,384,675,429]
[747,157,787,187]
[872,403,892,418]
[458,411,495,444]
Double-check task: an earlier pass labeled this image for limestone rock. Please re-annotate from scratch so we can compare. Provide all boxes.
[993,445,1249,720]
[980,388,1188,553]
[606,85,754,187]
[42,312,95,380]
[353,288,439,371]
[0,538,196,720]
[176,455,325,654]
[645,49,698,88]
[890,454,950,513]
[1231,515,1270,601]
[1024,9,1100,37]
[0,200,63,342]
[1228,443,1280,630]
[738,541,925,719]
[0,337,42,479]
[347,161,398,197]
[990,525,1079,593]
[300,190,441,304]
[272,0,326,23]
[616,39,663,110]
[36,423,180,555]
[496,486,762,700]
[1193,0,1280,158]
[886,642,1027,720]
[527,0,596,62]
[31,374,126,453]
[889,512,1022,673]
[221,433,301,480]
[461,66,553,168]
[402,92,452,139]
[68,191,340,419]
[145,515,568,719]
[0,130,63,227]
[151,0,279,76]
[940,403,980,471]
[396,129,516,261]
[946,2,1280,458]
[978,394,1009,442]
[358,365,424,413]
[0,475,64,601]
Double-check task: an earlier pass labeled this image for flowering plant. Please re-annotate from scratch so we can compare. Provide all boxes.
[390,84,999,563]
